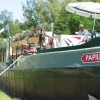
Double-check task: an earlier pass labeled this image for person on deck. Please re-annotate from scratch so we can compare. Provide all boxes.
[78,24,90,42]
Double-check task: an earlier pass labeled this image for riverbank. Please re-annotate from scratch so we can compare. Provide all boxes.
[0,90,20,100]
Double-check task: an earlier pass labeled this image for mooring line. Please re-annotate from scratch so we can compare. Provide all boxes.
[0,55,23,76]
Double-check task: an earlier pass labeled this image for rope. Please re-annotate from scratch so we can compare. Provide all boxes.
[0,55,23,76]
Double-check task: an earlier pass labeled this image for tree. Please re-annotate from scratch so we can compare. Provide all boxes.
[0,10,13,24]
[0,10,15,38]
[20,19,35,30]
[54,7,71,34]
[22,0,100,35]
[22,0,64,30]
[22,0,37,28]
[54,0,99,34]
[9,21,22,35]
[34,0,63,30]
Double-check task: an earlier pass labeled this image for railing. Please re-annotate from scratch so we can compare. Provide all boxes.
[0,55,23,76]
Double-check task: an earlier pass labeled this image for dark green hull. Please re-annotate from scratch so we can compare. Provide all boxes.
[0,67,100,100]
[1,37,100,100]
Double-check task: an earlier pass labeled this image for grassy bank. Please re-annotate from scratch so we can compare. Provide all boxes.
[0,90,20,100]
[0,90,11,100]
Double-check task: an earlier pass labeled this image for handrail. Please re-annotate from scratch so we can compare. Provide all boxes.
[0,55,23,76]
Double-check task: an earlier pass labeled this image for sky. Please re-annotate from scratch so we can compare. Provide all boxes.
[0,0,26,22]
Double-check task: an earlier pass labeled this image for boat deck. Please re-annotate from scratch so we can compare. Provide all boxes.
[38,37,100,53]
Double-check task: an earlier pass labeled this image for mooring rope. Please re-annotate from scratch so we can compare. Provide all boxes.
[0,55,23,76]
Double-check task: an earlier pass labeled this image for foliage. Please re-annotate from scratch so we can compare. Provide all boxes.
[0,10,22,39]
[52,0,99,34]
[0,38,7,43]
[21,0,100,35]
[9,21,22,35]
[0,0,99,43]
[20,19,36,30]
[0,90,21,100]
[68,14,93,34]
[22,0,37,28]
[54,6,71,34]
[0,10,13,24]
[0,90,11,100]
[0,21,22,39]
[95,20,100,32]
[22,0,63,31]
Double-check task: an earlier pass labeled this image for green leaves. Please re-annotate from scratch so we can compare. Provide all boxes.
[0,0,99,43]
[68,14,92,34]
[0,10,13,24]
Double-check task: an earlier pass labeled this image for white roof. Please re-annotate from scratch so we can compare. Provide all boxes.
[66,2,100,19]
